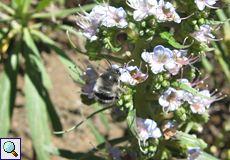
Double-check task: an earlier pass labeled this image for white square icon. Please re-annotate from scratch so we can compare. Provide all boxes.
[0,138,21,160]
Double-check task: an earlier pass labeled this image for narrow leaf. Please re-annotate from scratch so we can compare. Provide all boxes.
[157,25,193,49]
[171,81,215,100]
[34,0,52,12]
[23,28,52,88]
[31,4,96,19]
[24,43,51,160]
[199,151,219,160]
[21,0,31,14]
[201,57,213,73]
[0,40,20,138]
[0,2,15,15]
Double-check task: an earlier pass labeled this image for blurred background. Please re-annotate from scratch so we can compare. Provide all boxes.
[0,0,229,159]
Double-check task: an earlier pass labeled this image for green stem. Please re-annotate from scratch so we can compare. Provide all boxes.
[123,27,139,39]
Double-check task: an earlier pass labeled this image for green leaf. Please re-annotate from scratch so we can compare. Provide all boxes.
[21,0,31,14]
[34,0,52,12]
[157,25,193,49]
[0,40,20,138]
[23,28,53,88]
[11,0,20,9]
[201,57,213,73]
[171,81,215,100]
[24,43,51,160]
[174,132,203,148]
[42,87,63,135]
[31,4,96,19]
[23,29,62,135]
[126,109,139,139]
[199,151,219,160]
[0,2,15,15]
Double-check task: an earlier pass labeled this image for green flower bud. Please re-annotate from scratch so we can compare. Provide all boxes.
[139,30,145,36]
[198,18,204,25]
[141,21,146,28]
[154,83,161,90]
[174,107,187,123]
[162,80,170,87]
[191,20,197,25]
[190,113,210,123]
[145,36,153,43]
[194,25,200,31]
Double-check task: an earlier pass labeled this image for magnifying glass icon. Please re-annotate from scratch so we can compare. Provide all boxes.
[3,141,18,157]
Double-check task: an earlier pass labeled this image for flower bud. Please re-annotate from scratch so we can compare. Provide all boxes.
[141,21,146,28]
[161,80,170,88]
[198,18,204,25]
[174,107,187,123]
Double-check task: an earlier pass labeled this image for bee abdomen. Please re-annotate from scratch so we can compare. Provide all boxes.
[94,92,118,104]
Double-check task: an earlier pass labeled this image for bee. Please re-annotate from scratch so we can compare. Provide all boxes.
[93,64,125,105]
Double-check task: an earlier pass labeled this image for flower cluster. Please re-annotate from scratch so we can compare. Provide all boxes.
[127,0,182,23]
[159,78,224,114]
[141,45,201,75]
[136,117,162,153]
[76,4,128,42]
[70,0,226,159]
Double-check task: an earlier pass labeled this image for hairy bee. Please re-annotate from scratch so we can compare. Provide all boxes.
[93,65,125,105]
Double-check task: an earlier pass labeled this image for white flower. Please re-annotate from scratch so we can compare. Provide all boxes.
[127,0,158,21]
[75,5,106,42]
[136,117,162,153]
[102,6,128,28]
[155,0,181,23]
[195,0,218,11]
[159,87,184,113]
[141,45,176,74]
[119,60,148,85]
[190,24,222,43]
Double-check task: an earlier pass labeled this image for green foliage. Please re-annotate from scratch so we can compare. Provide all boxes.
[0,0,97,159]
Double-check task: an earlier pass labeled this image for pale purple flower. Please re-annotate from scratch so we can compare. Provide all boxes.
[75,5,106,42]
[159,87,185,113]
[141,45,176,74]
[102,6,128,28]
[190,24,222,43]
[155,0,181,23]
[186,89,225,114]
[119,60,148,85]
[195,0,218,11]
[127,0,158,21]
[74,66,99,99]
[169,49,202,75]
[105,142,122,160]
[136,117,162,153]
